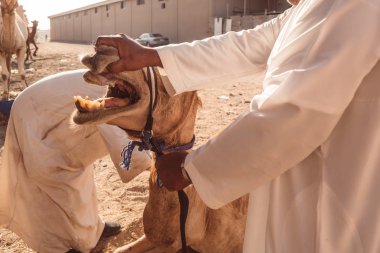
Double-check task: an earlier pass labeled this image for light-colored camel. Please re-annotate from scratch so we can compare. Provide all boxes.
[72,46,249,253]
[0,0,28,99]
[25,20,38,61]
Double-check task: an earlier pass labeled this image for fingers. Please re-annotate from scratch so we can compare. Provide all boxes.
[94,33,158,72]
[95,34,132,48]
[119,33,131,40]
[95,34,129,73]
[95,34,121,48]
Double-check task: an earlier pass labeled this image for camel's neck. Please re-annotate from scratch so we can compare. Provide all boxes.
[31,26,37,36]
[153,130,195,155]
[0,12,17,52]
[152,93,199,152]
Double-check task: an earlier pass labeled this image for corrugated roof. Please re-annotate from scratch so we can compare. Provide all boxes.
[48,0,124,18]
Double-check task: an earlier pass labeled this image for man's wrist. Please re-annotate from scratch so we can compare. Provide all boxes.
[144,48,163,67]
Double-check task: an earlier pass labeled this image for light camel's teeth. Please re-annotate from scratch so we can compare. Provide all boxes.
[75,95,83,102]
[93,101,100,109]
[79,97,87,110]
[86,100,95,112]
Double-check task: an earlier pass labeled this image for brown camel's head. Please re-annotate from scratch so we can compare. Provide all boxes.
[72,46,200,145]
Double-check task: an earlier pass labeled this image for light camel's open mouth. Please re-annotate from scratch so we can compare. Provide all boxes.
[72,46,150,126]
[71,69,150,126]
[74,73,139,113]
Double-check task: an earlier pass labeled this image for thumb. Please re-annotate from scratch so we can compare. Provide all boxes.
[95,35,119,48]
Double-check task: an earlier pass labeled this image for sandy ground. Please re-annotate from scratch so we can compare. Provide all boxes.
[0,41,263,253]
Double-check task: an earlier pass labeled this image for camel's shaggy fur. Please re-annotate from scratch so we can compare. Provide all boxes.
[0,0,28,99]
[72,46,248,253]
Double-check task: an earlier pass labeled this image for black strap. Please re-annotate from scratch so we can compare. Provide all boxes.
[178,190,190,253]
[151,66,159,110]
[145,67,190,252]
[144,67,155,132]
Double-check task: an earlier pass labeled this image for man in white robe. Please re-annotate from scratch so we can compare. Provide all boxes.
[95,0,380,251]
[0,69,152,253]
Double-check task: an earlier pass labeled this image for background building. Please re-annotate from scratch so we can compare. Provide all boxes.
[49,0,291,44]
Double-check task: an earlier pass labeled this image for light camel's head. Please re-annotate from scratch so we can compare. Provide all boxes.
[0,0,18,14]
[72,46,200,144]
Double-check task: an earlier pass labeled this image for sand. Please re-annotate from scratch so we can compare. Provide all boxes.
[0,41,263,253]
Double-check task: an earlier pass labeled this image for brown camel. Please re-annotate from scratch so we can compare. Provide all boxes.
[25,20,39,61]
[0,0,28,99]
[72,46,248,253]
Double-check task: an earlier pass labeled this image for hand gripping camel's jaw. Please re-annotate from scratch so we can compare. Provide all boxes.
[81,45,120,74]
[72,46,151,127]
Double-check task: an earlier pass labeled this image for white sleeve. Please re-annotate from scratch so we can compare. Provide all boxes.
[184,0,380,209]
[156,8,293,95]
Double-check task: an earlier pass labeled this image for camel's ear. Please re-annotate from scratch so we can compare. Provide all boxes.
[81,46,119,73]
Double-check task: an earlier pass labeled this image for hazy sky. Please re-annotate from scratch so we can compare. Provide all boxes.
[18,0,104,30]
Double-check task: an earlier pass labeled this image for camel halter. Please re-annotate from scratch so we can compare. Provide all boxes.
[119,66,194,253]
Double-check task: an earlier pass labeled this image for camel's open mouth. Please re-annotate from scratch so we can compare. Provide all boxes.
[73,48,150,126]
[74,72,140,114]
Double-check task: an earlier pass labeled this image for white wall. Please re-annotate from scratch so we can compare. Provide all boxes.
[131,0,152,39]
[101,4,116,35]
[178,0,210,42]
[82,10,92,42]
[49,0,289,44]
[91,7,102,42]
[115,1,132,36]
[151,0,177,43]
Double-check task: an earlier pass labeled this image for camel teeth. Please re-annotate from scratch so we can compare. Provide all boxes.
[93,101,100,109]
[75,95,106,112]
[85,100,94,112]
[79,97,87,109]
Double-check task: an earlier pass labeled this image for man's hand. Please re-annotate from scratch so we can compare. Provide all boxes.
[95,33,163,73]
[156,151,192,191]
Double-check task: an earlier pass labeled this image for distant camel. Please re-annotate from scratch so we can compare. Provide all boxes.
[0,0,28,100]
[26,20,39,61]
